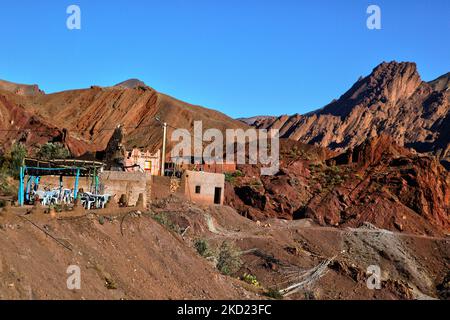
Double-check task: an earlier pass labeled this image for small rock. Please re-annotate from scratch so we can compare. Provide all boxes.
[394,221,403,231]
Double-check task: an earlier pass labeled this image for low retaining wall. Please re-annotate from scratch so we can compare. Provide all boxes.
[38,171,152,207]
[99,171,150,206]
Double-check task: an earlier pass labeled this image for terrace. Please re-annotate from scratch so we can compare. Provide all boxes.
[18,158,105,208]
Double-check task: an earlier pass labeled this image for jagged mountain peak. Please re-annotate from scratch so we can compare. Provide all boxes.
[319,61,422,117]
[246,61,449,163]
[371,60,418,75]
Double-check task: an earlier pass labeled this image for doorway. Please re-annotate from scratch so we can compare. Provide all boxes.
[214,187,222,205]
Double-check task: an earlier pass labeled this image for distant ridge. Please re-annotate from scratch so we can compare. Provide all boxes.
[114,79,148,89]
[0,79,44,96]
[237,115,277,126]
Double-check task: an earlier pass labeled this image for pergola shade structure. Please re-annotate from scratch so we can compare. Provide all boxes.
[18,158,105,206]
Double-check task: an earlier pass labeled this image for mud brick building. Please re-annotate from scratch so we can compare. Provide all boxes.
[124,148,161,176]
[182,170,224,205]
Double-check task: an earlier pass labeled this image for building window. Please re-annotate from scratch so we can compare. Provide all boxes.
[195,185,201,194]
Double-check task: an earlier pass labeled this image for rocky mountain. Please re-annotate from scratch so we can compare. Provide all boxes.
[247,62,450,162]
[0,79,246,157]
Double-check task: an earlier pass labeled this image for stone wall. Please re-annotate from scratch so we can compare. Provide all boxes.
[99,171,149,206]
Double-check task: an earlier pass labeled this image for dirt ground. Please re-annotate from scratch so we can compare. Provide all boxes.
[0,198,448,300]
[0,206,256,300]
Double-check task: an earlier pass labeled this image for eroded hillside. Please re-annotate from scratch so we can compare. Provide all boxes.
[0,80,246,157]
[1,200,448,300]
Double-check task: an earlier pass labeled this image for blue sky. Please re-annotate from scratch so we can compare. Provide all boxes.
[0,1,449,118]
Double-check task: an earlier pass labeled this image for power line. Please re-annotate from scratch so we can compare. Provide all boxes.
[1,115,225,148]
[155,117,211,145]
[0,118,160,134]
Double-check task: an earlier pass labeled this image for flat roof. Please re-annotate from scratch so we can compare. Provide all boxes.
[23,158,104,177]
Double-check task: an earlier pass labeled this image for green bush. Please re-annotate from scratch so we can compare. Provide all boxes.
[151,212,180,233]
[242,273,260,287]
[0,173,14,196]
[225,170,244,183]
[329,165,341,174]
[195,240,244,276]
[216,241,242,275]
[0,143,27,184]
[265,288,283,300]
[194,239,210,257]
[10,143,27,177]
[224,173,234,183]
[36,142,70,160]
[234,170,243,177]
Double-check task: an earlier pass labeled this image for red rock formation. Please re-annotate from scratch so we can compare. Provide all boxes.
[309,136,450,235]
[0,92,61,152]
[332,134,409,169]
[226,137,450,236]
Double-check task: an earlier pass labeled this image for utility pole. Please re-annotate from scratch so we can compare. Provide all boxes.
[161,122,167,176]
[155,116,168,176]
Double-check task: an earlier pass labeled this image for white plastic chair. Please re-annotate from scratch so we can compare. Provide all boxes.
[98,194,111,208]
[81,192,95,210]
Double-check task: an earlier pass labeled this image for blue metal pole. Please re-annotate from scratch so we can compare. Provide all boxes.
[18,166,24,206]
[17,167,21,206]
[35,176,40,191]
[74,168,80,200]
[22,167,25,206]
